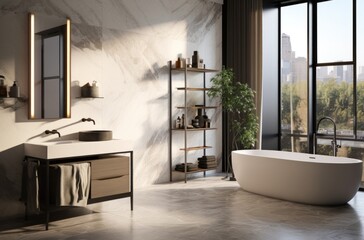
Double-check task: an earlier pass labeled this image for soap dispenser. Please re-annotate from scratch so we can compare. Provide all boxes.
[9,81,20,98]
[0,75,7,97]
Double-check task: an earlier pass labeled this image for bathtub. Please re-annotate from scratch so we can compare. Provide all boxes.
[232,150,362,206]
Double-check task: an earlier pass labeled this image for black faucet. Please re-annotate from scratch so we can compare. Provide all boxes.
[315,116,341,156]
[45,129,61,138]
[81,118,95,125]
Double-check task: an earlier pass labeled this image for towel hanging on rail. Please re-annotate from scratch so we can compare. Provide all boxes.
[53,163,91,206]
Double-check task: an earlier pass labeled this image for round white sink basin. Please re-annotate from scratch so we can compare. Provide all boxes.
[79,130,113,141]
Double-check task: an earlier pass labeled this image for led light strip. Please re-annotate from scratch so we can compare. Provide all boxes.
[29,13,35,119]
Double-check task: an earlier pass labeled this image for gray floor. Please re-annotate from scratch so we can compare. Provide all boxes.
[1,175,364,240]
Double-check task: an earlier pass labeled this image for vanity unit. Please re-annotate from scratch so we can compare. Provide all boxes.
[24,139,133,230]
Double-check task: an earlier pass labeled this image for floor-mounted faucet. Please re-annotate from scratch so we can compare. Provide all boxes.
[315,116,341,156]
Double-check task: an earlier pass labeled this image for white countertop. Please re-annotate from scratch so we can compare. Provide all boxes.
[24,139,130,160]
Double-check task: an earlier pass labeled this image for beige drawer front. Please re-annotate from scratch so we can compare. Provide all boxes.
[91,175,129,198]
[91,156,129,180]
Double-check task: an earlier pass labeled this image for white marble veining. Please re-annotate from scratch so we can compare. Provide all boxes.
[0,0,222,220]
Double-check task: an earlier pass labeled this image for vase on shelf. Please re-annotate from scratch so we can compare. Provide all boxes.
[192,51,199,68]
[195,108,204,128]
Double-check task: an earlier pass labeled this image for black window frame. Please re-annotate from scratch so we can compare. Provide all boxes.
[278,0,361,153]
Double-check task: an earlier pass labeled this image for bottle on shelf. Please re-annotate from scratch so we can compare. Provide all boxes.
[9,81,20,98]
[176,116,182,129]
[175,57,184,69]
[181,114,185,128]
[0,75,7,97]
[192,51,199,68]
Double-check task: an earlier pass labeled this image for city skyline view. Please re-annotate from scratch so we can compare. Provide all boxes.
[281,0,364,68]
[281,0,364,83]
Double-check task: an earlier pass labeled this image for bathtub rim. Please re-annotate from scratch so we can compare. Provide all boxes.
[232,149,362,164]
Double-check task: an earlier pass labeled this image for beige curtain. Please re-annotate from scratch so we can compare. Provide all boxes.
[246,0,263,149]
[225,0,263,149]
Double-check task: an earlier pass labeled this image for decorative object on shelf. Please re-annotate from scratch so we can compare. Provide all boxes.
[208,68,258,181]
[0,75,7,97]
[9,81,20,98]
[204,118,211,128]
[198,59,204,69]
[186,58,192,68]
[192,119,199,128]
[176,116,182,129]
[195,108,205,128]
[181,114,185,128]
[192,51,199,68]
[198,155,217,169]
[175,56,184,69]
[90,81,99,97]
[81,81,100,98]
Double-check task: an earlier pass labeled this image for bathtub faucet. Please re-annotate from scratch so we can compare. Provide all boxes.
[316,116,341,156]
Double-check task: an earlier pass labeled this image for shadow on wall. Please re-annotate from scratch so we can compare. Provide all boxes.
[142,63,169,81]
[0,144,26,219]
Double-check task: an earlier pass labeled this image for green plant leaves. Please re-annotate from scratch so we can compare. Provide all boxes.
[208,68,258,149]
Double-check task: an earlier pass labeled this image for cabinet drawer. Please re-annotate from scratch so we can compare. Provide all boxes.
[91,156,129,180]
[91,175,129,198]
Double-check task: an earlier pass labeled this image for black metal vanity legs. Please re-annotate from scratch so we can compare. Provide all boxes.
[45,160,50,230]
[24,150,134,231]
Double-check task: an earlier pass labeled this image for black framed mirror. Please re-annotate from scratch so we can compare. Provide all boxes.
[29,13,71,119]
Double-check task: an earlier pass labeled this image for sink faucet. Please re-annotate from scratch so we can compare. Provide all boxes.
[315,116,341,156]
[45,129,61,138]
[82,118,95,125]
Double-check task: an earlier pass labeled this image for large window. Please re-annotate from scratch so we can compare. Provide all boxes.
[280,0,364,158]
[280,3,308,152]
[317,0,352,63]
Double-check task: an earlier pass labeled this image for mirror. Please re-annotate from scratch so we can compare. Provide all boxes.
[29,13,71,119]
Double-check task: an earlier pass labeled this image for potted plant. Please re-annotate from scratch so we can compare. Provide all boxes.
[208,68,259,180]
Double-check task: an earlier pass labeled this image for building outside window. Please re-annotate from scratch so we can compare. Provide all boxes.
[280,0,364,166]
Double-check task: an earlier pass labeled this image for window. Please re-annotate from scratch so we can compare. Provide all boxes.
[317,0,352,63]
[280,3,308,152]
[279,0,364,157]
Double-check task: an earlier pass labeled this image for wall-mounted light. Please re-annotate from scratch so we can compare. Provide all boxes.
[29,13,35,119]
[66,18,71,118]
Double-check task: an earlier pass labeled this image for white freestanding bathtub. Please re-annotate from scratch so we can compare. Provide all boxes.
[232,150,363,206]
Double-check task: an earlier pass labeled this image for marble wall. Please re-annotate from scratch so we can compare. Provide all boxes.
[0,0,222,219]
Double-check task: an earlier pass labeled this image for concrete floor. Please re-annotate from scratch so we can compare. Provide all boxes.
[1,175,364,240]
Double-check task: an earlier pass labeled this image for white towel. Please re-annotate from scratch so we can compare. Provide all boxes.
[56,163,90,206]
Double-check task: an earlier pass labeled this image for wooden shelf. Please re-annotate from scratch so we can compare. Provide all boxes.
[0,97,27,110]
[172,128,217,131]
[173,167,217,174]
[169,60,219,183]
[176,106,218,109]
[177,87,211,91]
[179,146,212,151]
[171,67,219,73]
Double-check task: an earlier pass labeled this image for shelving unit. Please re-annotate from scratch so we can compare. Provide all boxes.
[168,60,219,183]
